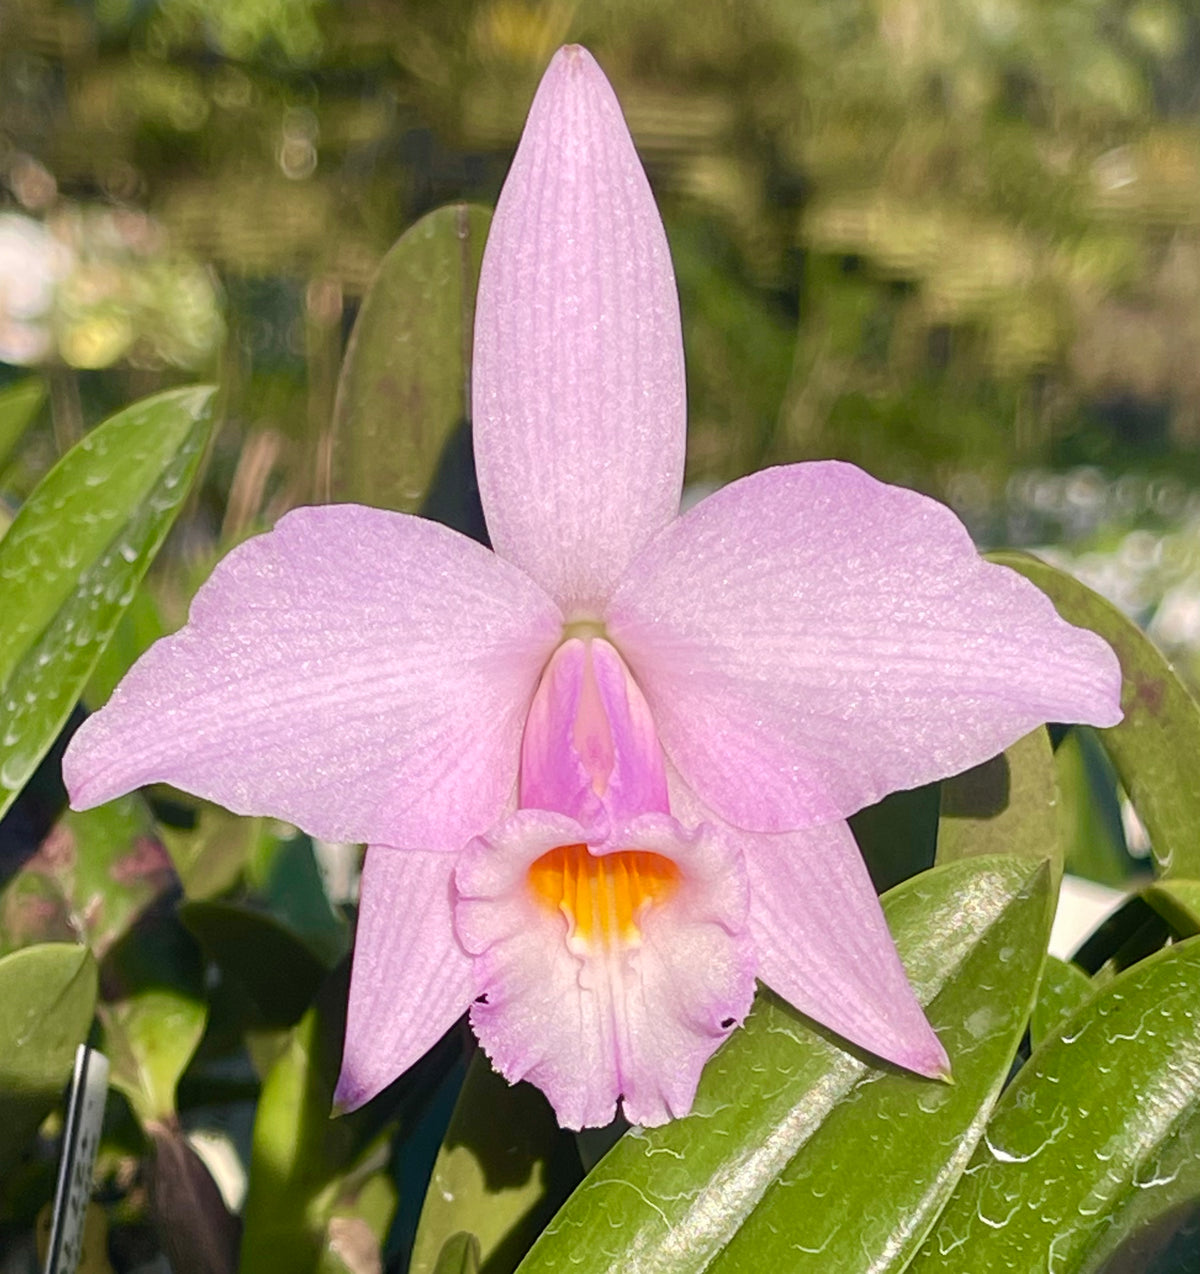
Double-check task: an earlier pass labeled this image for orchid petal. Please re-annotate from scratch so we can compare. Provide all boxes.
[472,46,686,615]
[64,505,560,848]
[335,847,474,1111]
[745,819,949,1076]
[610,462,1122,833]
[456,809,754,1128]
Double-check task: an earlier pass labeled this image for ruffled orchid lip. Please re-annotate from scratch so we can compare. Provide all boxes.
[455,808,755,1129]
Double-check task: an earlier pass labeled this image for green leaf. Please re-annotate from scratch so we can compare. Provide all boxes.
[1142,878,1200,937]
[433,1233,481,1274]
[0,385,216,822]
[160,803,266,901]
[179,899,329,1028]
[239,970,374,1274]
[912,936,1200,1273]
[518,856,1052,1274]
[937,726,1060,876]
[411,1051,581,1274]
[246,832,349,968]
[1030,954,1094,1047]
[0,378,45,472]
[99,913,206,1125]
[0,793,175,957]
[85,583,165,706]
[850,781,939,892]
[991,550,1200,879]
[1055,727,1134,887]
[0,942,97,1172]
[328,203,491,513]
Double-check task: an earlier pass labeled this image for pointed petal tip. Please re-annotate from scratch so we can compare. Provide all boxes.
[331,1068,373,1115]
[899,1026,953,1081]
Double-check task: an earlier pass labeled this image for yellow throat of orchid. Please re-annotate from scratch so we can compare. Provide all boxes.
[528,844,680,948]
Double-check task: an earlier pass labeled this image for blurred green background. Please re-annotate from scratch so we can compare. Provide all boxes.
[4,0,1200,658]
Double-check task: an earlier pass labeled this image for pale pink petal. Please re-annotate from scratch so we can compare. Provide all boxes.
[609,462,1122,833]
[335,847,474,1111]
[64,505,560,848]
[472,46,686,615]
[747,821,948,1076]
[455,809,754,1128]
[519,638,668,826]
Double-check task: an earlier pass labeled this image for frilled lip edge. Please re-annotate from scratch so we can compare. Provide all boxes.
[453,807,756,1129]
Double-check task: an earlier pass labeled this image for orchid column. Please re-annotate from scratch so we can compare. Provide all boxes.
[63,46,1121,1129]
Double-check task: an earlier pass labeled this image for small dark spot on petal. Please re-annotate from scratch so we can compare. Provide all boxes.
[475,993,489,1005]
[720,1017,735,1029]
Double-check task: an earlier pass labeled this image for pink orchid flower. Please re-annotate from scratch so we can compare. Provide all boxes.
[63,46,1121,1130]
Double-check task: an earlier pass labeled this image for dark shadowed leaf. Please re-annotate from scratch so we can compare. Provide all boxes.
[0,386,216,822]
[146,1121,239,1274]
[1055,728,1135,887]
[179,899,328,1028]
[1142,878,1200,937]
[991,550,1200,879]
[327,204,491,513]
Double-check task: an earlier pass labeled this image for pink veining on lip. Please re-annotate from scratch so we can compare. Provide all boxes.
[62,45,1123,1128]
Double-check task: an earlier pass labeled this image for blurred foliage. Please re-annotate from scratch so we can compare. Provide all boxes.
[4,0,1200,514]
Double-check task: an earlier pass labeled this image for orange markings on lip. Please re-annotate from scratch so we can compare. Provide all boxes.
[528,843,680,945]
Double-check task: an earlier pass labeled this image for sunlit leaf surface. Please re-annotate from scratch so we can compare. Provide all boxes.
[912,937,1200,1273]
[0,386,216,822]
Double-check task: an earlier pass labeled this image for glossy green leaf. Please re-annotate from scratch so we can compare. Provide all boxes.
[433,1234,481,1274]
[0,378,45,471]
[0,793,175,957]
[0,942,97,1171]
[411,1051,581,1274]
[937,726,1060,875]
[99,913,206,1125]
[328,204,491,512]
[913,936,1200,1273]
[1142,878,1200,937]
[1030,954,1094,1047]
[0,385,216,822]
[991,550,1200,878]
[518,856,1052,1274]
